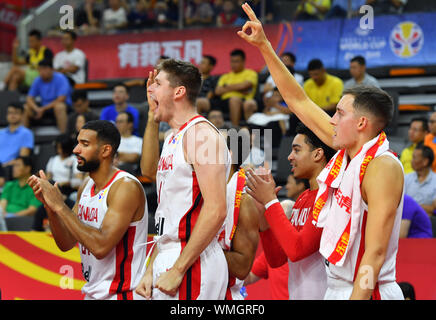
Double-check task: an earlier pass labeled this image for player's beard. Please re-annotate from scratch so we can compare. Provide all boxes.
[76,154,100,172]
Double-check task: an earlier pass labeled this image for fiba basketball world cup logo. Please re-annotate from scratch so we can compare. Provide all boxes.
[389,21,424,58]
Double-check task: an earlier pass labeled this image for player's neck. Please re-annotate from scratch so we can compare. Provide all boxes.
[90,164,118,193]
[168,106,198,130]
[308,165,324,190]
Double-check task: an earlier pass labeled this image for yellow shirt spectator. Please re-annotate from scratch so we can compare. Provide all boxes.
[296,0,331,20]
[304,74,343,110]
[400,143,417,174]
[217,69,258,101]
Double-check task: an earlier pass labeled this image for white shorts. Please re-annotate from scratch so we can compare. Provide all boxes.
[324,276,404,300]
[152,239,228,300]
[84,291,146,300]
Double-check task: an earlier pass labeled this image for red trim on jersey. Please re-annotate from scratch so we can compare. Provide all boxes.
[372,282,381,300]
[178,171,203,300]
[168,115,205,145]
[353,210,368,282]
[90,170,123,197]
[225,276,236,300]
[109,226,136,299]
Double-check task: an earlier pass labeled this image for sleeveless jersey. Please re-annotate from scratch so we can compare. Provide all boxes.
[78,170,148,300]
[325,151,405,284]
[218,168,247,300]
[154,115,231,245]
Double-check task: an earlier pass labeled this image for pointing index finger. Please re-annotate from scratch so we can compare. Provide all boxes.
[242,2,259,22]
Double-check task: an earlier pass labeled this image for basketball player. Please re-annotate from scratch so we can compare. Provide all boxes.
[238,3,404,300]
[27,120,148,300]
[135,59,231,300]
[219,131,260,300]
[245,123,335,299]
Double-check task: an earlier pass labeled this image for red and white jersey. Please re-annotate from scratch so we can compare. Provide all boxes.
[325,151,405,285]
[155,115,231,246]
[218,168,246,300]
[78,170,148,300]
[287,189,327,300]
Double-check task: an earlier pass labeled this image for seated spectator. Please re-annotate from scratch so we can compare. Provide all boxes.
[154,0,179,28]
[0,166,6,188]
[2,29,53,91]
[100,83,140,136]
[400,117,429,174]
[185,0,215,27]
[66,90,99,139]
[400,194,433,238]
[214,49,258,127]
[207,109,230,131]
[24,58,71,133]
[294,0,331,20]
[216,0,238,27]
[53,30,87,85]
[367,0,407,15]
[344,56,379,90]
[303,58,343,115]
[424,111,436,172]
[405,145,436,216]
[196,55,218,114]
[0,156,41,216]
[75,0,103,35]
[103,0,128,32]
[325,0,366,19]
[115,111,142,174]
[127,0,155,29]
[285,174,310,201]
[0,103,34,167]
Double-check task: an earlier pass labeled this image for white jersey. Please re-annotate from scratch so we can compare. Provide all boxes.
[78,170,148,300]
[325,151,404,288]
[218,168,247,300]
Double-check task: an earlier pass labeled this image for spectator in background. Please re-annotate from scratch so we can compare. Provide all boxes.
[325,0,366,19]
[103,0,128,32]
[285,174,310,202]
[344,56,379,90]
[154,0,179,28]
[400,117,429,174]
[294,0,331,20]
[115,111,143,175]
[196,55,218,114]
[367,0,408,15]
[2,29,53,91]
[24,58,71,133]
[53,30,87,85]
[127,0,155,29]
[405,145,436,217]
[216,0,238,27]
[400,195,433,238]
[207,109,230,131]
[0,103,34,167]
[398,282,415,300]
[303,58,343,115]
[0,156,41,217]
[214,49,258,127]
[100,83,140,136]
[75,0,102,35]
[236,0,274,24]
[185,0,215,27]
[66,90,99,139]
[424,112,436,172]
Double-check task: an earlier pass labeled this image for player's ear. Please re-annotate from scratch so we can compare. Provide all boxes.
[174,86,187,100]
[313,147,324,162]
[101,144,113,159]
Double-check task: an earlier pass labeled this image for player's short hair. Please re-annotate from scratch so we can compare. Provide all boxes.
[307,59,324,71]
[296,122,336,161]
[350,55,366,66]
[203,55,217,66]
[157,58,202,105]
[82,120,121,157]
[342,85,394,131]
[415,144,434,168]
[230,49,246,60]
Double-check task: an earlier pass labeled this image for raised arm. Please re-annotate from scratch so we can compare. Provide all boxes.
[237,3,335,148]
[140,70,160,181]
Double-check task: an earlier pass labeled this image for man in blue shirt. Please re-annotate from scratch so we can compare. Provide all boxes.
[24,58,71,133]
[100,83,140,136]
[405,144,436,216]
[0,103,34,167]
[400,195,433,238]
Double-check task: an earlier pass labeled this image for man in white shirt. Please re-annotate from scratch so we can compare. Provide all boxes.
[115,111,142,174]
[53,30,86,84]
[103,0,127,32]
